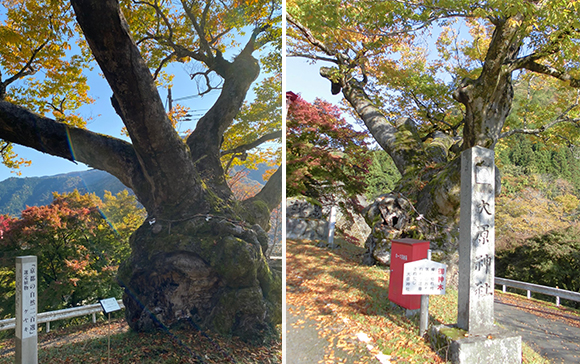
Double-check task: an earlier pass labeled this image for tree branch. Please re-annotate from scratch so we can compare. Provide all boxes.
[221,130,281,156]
[134,1,174,41]
[0,100,156,208]
[515,60,580,88]
[499,104,580,140]
[286,13,337,57]
[286,52,340,64]
[152,52,176,81]
[329,69,426,175]
[180,0,215,62]
[0,39,49,99]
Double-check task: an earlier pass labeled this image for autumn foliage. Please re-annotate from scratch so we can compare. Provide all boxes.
[0,190,145,319]
[286,96,370,208]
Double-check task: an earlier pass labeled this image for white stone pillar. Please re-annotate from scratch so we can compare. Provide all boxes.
[457,146,495,333]
[15,255,38,364]
[327,205,337,248]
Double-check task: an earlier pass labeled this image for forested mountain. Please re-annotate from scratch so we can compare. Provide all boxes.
[0,164,273,217]
[0,170,128,216]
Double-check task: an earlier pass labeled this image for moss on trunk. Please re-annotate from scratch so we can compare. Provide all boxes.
[117,216,281,343]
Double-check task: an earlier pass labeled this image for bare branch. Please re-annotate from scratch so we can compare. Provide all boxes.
[286,52,340,64]
[499,103,580,139]
[152,52,176,80]
[190,69,220,95]
[221,130,281,156]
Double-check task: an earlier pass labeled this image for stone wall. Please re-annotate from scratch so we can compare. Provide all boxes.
[285,197,371,243]
[286,198,328,240]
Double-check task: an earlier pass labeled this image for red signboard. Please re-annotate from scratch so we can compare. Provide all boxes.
[388,238,430,310]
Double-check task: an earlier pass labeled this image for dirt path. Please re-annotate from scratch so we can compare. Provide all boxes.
[495,293,580,364]
[0,319,128,358]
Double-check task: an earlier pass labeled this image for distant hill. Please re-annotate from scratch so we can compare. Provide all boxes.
[0,164,278,217]
[0,169,129,216]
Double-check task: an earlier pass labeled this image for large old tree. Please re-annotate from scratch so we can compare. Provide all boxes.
[288,0,580,274]
[0,0,281,341]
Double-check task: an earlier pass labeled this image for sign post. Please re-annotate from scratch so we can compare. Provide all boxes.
[327,205,337,248]
[100,298,121,364]
[402,258,447,336]
[15,256,38,364]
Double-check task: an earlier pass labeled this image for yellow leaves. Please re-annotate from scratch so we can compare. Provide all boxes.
[167,103,191,130]
[0,141,32,175]
[554,194,580,214]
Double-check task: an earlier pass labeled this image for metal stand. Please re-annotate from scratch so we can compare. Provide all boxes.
[108,312,111,364]
[420,295,429,336]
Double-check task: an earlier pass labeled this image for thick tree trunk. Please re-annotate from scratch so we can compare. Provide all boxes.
[330,18,520,285]
[0,0,281,342]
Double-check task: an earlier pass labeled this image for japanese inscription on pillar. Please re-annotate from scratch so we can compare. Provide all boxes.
[457,146,496,333]
[16,256,38,339]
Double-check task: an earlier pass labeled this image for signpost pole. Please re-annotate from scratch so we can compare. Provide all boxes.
[402,253,446,337]
[419,295,429,336]
[327,205,337,248]
[108,312,111,364]
[419,250,432,336]
[99,297,121,364]
[15,256,38,364]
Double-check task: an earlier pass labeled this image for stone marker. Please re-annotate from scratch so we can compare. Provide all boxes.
[457,146,495,333]
[327,205,337,248]
[15,255,38,364]
[431,146,521,363]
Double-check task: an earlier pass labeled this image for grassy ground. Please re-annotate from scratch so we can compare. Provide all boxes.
[287,238,552,364]
[0,318,281,363]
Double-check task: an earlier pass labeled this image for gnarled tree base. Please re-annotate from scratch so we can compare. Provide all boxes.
[362,193,461,286]
[362,194,411,265]
[117,216,281,343]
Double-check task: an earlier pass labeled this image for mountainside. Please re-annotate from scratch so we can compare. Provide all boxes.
[0,169,129,216]
[0,164,276,217]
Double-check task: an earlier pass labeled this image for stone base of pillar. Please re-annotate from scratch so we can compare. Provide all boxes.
[431,324,521,364]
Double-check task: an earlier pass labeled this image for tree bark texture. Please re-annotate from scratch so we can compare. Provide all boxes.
[320,16,526,281]
[0,0,281,341]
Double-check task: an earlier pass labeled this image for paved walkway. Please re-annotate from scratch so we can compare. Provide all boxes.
[495,296,580,364]
[287,298,580,363]
[286,305,371,364]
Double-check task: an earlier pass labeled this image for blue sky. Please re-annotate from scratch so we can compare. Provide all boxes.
[286,57,338,103]
[0,30,270,182]
[0,61,224,181]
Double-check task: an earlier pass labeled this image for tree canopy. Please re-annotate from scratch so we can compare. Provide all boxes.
[1,0,281,187]
[287,0,580,153]
[287,0,580,266]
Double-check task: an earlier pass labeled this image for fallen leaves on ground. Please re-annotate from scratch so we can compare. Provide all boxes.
[286,239,446,363]
[0,319,281,363]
